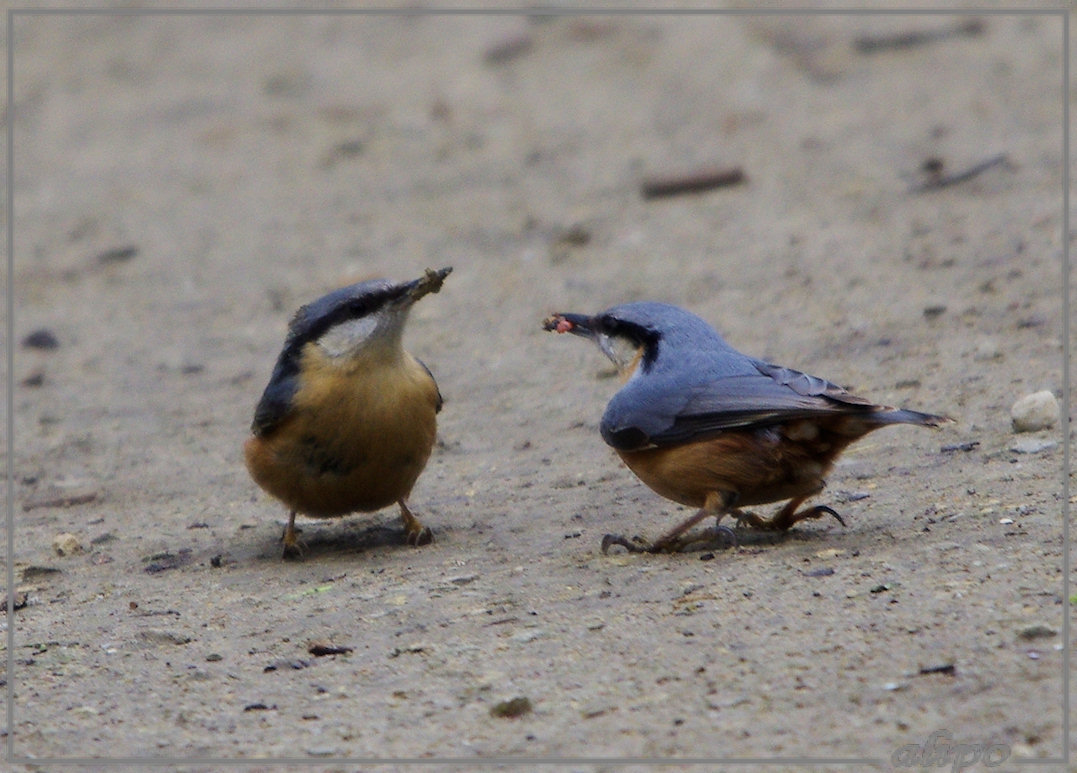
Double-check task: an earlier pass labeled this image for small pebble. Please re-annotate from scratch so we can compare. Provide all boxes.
[20,369,45,387]
[941,441,979,453]
[142,550,192,574]
[3,592,28,613]
[484,33,533,64]
[1017,624,1056,640]
[138,629,192,646]
[52,533,83,557]
[21,565,61,580]
[490,696,532,718]
[308,641,353,657]
[511,629,545,643]
[1010,438,1057,454]
[95,245,139,264]
[1010,390,1058,432]
[972,338,1001,361]
[21,329,59,350]
[264,658,310,671]
[23,486,99,512]
[918,663,956,676]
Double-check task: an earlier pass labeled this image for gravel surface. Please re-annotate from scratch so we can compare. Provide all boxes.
[7,9,1067,770]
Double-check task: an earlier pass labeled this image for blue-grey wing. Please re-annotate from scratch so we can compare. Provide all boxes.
[601,359,875,450]
[416,357,444,413]
[250,357,301,437]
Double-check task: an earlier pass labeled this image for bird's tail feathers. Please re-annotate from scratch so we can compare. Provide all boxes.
[874,407,954,428]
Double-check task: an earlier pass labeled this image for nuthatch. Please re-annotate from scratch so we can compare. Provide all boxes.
[544,302,953,554]
[245,267,451,558]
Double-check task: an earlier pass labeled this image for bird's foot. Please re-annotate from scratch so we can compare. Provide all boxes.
[736,504,845,531]
[675,523,739,552]
[601,533,654,554]
[807,505,846,527]
[281,524,306,560]
[399,501,434,547]
[405,523,434,547]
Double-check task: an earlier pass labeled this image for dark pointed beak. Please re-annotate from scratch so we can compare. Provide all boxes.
[542,312,596,338]
[544,312,628,367]
[396,266,452,305]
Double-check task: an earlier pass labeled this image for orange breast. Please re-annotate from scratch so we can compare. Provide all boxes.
[245,345,440,517]
[616,421,867,509]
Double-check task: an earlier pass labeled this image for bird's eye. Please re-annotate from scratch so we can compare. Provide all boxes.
[600,314,620,333]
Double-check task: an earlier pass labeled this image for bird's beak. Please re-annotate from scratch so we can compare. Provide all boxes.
[395,266,452,306]
[543,312,621,364]
[543,312,595,338]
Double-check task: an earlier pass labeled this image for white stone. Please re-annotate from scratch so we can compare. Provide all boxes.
[52,532,83,557]
[1011,437,1057,454]
[972,338,1002,361]
[1010,390,1059,432]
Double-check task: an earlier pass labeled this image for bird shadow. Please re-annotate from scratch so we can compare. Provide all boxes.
[253,516,438,562]
[672,522,846,554]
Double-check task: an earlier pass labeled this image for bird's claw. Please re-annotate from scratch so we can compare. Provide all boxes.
[601,533,653,554]
[812,505,846,527]
[733,503,845,531]
[405,525,434,547]
[661,524,739,554]
[704,523,739,549]
[281,526,306,560]
[398,501,434,547]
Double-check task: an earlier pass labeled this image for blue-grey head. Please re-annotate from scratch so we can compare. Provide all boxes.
[251,267,451,436]
[543,301,747,381]
[545,301,784,450]
[286,266,452,361]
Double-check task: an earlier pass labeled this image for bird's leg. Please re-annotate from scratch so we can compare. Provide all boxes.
[398,500,434,546]
[734,495,846,531]
[601,490,738,554]
[281,511,305,560]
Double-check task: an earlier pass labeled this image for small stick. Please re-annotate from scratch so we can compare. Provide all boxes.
[484,33,533,65]
[910,153,1009,193]
[641,166,746,200]
[854,18,985,54]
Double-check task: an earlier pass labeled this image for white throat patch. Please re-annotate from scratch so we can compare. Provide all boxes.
[316,315,383,358]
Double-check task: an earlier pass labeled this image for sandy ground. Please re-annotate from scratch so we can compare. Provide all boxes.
[4,8,1068,771]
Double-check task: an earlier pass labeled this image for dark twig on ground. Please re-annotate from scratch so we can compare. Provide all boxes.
[641,166,746,200]
[910,153,1009,193]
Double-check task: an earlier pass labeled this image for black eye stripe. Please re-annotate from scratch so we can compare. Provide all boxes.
[603,317,657,344]
[601,316,660,371]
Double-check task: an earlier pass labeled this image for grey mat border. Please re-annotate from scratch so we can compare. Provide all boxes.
[4,5,1070,768]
